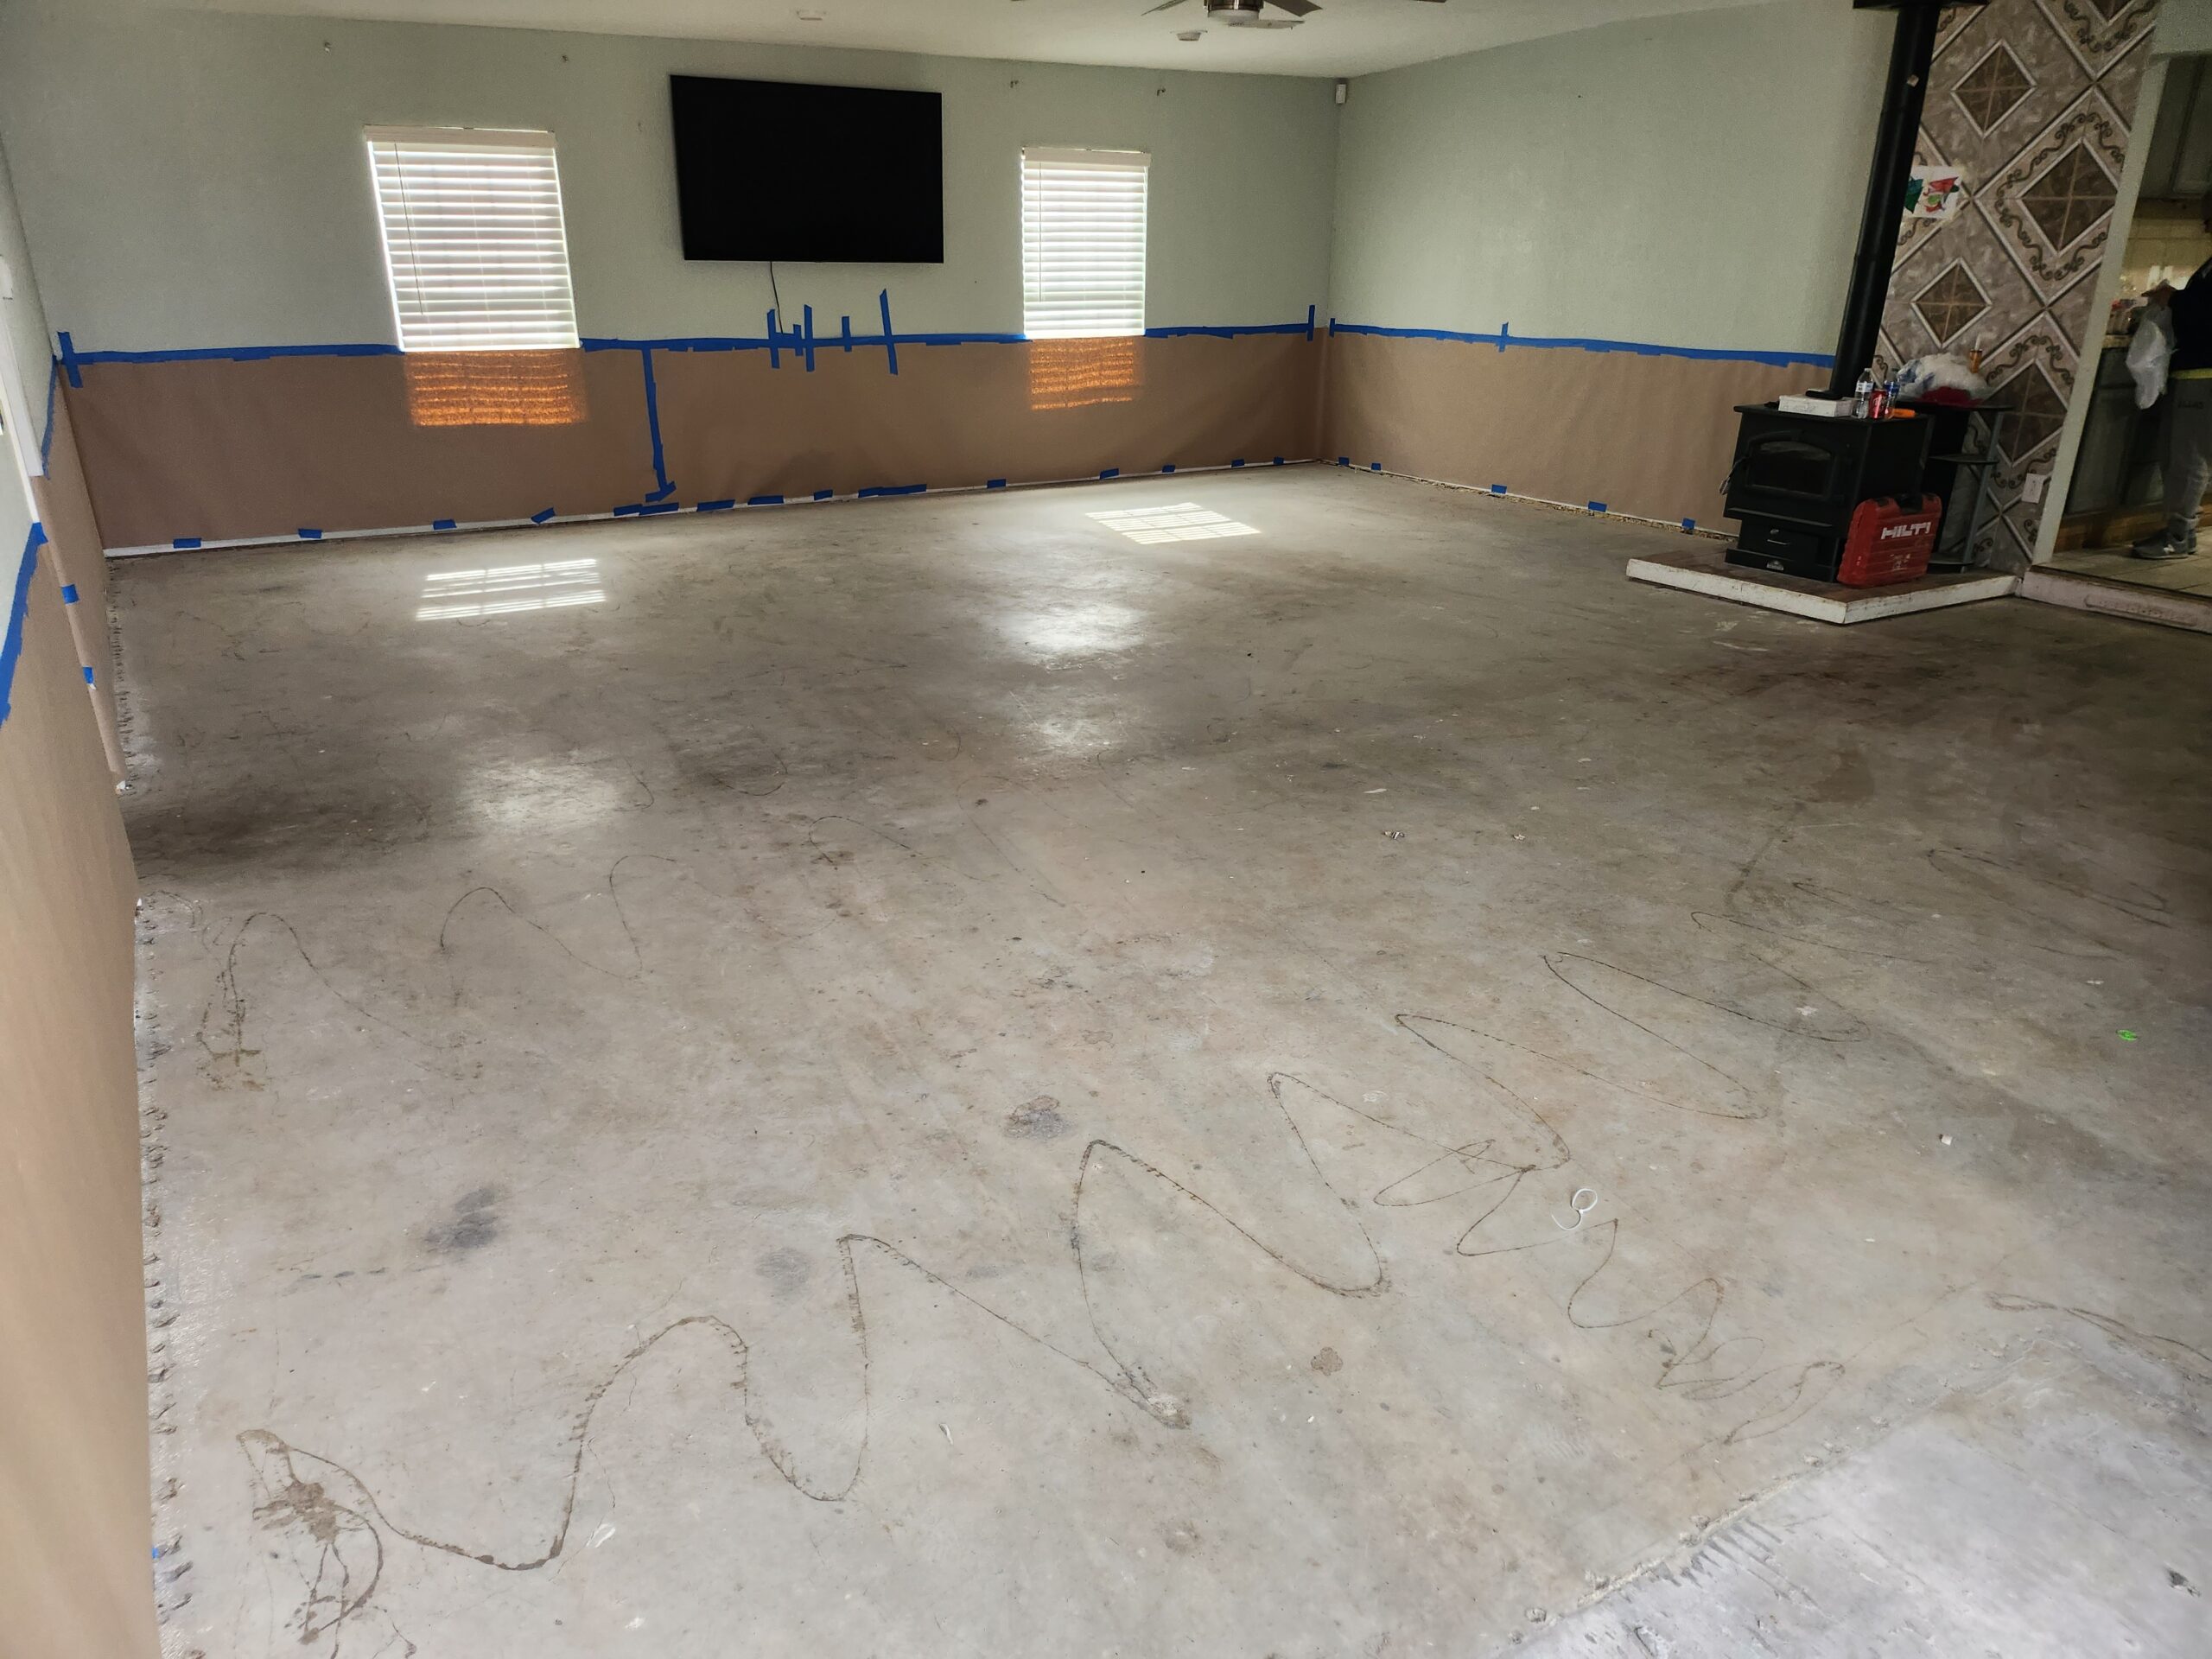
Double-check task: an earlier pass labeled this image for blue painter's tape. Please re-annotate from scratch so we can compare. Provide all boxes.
[1338,456,1351,467]
[812,489,833,501]
[82,664,94,683]
[804,305,817,373]
[1099,467,1120,480]
[1491,484,1508,495]
[0,525,45,728]
[60,583,79,604]
[69,340,402,365]
[748,494,785,506]
[1499,321,1511,353]
[1371,462,1383,471]
[298,528,323,540]
[697,499,736,512]
[1587,501,1608,513]
[531,507,556,524]
[640,501,679,516]
[1325,320,1831,370]
[613,503,645,517]
[879,290,899,375]
[433,518,457,531]
[1306,304,1316,342]
[1161,463,1177,474]
[767,309,781,370]
[1681,518,1697,532]
[987,479,1007,490]
[640,346,674,499]
[58,331,82,388]
[1144,322,1309,340]
[842,315,854,353]
[859,484,925,499]
[1273,457,1286,466]
[173,537,202,549]
[1231,459,1247,468]
[906,330,1025,346]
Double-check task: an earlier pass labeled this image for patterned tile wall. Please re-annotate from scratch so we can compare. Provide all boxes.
[1879,0,2164,566]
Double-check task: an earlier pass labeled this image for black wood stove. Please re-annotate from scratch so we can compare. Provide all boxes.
[1724,404,1932,581]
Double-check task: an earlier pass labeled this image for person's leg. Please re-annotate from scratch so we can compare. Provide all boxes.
[2143,380,2212,557]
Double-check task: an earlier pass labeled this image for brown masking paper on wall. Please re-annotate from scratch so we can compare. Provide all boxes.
[31,384,124,773]
[67,350,654,548]
[63,336,1324,548]
[1321,333,1813,527]
[654,334,1323,504]
[0,560,151,1658]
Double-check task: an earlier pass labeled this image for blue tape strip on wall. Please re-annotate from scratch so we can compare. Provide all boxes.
[698,499,735,512]
[532,508,557,524]
[0,524,48,728]
[60,583,78,604]
[640,347,675,500]
[879,290,899,376]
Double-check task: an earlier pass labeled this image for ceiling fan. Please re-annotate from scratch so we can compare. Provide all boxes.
[1145,0,1446,29]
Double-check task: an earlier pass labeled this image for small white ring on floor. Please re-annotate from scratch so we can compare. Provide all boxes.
[1553,1187,1599,1230]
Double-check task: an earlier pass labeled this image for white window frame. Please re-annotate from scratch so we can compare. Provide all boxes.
[1020,147,1149,341]
[365,126,581,353]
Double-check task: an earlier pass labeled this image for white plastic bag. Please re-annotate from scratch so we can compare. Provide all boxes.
[2129,306,2173,410]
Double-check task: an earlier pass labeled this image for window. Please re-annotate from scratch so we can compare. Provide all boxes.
[366,127,580,353]
[1021,148,1148,340]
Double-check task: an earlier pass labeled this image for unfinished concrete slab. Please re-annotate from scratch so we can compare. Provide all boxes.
[118,468,2212,1656]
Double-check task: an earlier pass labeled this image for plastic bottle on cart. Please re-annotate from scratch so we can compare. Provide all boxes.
[1853,372,1874,418]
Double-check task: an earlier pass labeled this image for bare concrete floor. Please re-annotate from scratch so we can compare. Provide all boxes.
[119,468,2212,1656]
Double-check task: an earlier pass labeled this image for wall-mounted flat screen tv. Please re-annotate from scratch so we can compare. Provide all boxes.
[671,75,944,264]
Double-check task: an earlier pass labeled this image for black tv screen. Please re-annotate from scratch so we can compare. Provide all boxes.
[671,75,944,264]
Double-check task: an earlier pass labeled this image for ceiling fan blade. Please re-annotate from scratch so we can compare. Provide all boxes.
[1269,0,1325,14]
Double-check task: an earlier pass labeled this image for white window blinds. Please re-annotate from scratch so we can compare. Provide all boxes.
[1021,148,1148,340]
[366,127,580,353]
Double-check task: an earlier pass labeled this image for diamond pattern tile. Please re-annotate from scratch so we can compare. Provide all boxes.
[2021,141,2118,251]
[1955,43,2035,134]
[1997,361,2071,459]
[1912,262,1993,345]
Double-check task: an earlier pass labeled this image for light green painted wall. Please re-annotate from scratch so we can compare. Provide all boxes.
[0,1,1337,351]
[2157,0,2212,57]
[1327,0,1892,353]
[0,136,56,480]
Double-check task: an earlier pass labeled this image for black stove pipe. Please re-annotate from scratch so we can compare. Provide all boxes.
[1826,1,1949,398]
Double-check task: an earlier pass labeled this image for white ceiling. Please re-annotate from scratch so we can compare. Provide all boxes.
[168,0,1778,79]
